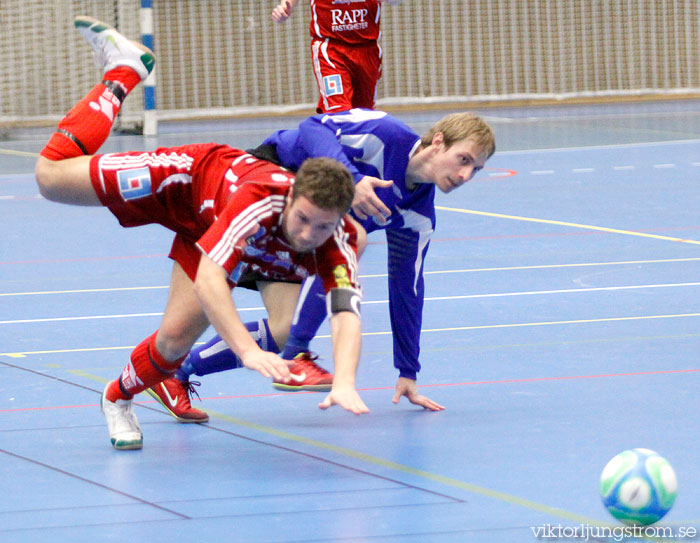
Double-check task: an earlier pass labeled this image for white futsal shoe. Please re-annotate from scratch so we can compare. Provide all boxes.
[101,383,143,450]
[74,16,155,81]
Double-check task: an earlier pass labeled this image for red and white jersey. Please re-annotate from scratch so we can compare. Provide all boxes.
[90,143,360,293]
[309,0,381,44]
[196,158,360,293]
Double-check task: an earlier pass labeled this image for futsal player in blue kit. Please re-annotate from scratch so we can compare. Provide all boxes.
[148,108,496,419]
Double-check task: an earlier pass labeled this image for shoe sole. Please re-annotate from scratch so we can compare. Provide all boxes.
[74,15,113,33]
[272,382,332,392]
[101,385,143,450]
[74,15,156,77]
[146,388,210,424]
[111,438,143,451]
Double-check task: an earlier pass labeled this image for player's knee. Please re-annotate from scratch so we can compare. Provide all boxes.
[155,324,199,361]
[266,315,292,349]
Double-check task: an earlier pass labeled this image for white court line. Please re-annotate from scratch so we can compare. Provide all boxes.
[4,282,700,325]
[5,257,700,295]
[5,312,700,357]
[0,285,170,297]
[0,306,265,325]
[420,257,700,276]
[496,138,700,155]
[418,282,700,303]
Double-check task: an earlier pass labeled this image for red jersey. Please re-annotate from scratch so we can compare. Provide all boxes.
[89,143,360,294]
[309,0,381,44]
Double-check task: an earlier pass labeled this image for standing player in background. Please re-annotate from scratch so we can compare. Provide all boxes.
[34,17,370,449]
[271,0,403,113]
[150,108,495,420]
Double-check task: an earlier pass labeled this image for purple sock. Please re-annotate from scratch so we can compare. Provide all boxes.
[281,275,327,360]
[177,318,279,380]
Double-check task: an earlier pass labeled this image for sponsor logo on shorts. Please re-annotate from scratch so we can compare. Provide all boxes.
[323,74,344,97]
[117,168,152,201]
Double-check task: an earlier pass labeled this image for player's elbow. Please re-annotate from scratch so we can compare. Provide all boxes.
[35,157,61,201]
[348,217,368,257]
[356,225,368,256]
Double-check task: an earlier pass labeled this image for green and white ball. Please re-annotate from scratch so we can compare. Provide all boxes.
[599,448,677,525]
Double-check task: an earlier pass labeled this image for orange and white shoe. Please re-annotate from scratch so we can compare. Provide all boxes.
[273,352,333,392]
[147,378,209,423]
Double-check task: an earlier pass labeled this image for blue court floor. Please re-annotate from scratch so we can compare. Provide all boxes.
[1,101,699,542]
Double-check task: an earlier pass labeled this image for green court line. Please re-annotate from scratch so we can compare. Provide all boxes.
[437,206,700,246]
[20,371,689,539]
[204,409,608,526]
[62,369,605,527]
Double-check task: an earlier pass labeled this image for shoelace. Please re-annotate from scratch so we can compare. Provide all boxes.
[185,380,203,402]
[294,353,330,377]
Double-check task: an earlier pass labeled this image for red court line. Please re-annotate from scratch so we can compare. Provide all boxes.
[2,368,697,413]
[407,368,700,389]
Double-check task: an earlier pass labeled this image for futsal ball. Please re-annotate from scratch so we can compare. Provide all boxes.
[599,448,677,525]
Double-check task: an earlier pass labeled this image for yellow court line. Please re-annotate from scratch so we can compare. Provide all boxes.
[0,341,205,358]
[4,313,700,357]
[0,148,40,158]
[436,206,700,246]
[1,346,135,358]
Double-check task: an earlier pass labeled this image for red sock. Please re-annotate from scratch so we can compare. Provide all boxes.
[40,66,141,161]
[106,332,185,402]
[104,66,141,95]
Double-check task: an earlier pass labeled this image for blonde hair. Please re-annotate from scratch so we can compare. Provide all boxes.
[421,112,496,158]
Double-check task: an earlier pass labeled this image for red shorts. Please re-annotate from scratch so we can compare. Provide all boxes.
[310,39,382,113]
[89,143,225,282]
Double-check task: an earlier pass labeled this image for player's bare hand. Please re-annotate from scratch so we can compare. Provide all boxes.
[271,1,293,23]
[352,176,393,223]
[240,350,291,382]
[319,385,370,414]
[392,377,445,411]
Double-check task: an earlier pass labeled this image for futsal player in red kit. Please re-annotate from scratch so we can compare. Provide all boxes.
[34,17,369,451]
[272,0,403,113]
